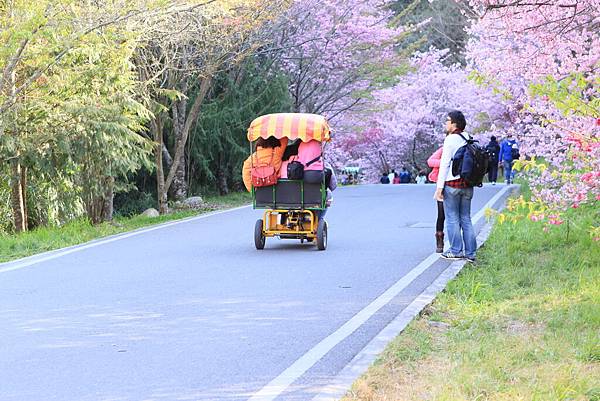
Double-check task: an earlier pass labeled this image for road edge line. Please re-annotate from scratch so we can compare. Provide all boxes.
[311,185,515,400]
[248,186,513,401]
[248,185,513,401]
[0,204,251,273]
[311,222,495,401]
[247,253,442,401]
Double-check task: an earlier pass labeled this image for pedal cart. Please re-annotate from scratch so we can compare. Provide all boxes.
[247,113,331,250]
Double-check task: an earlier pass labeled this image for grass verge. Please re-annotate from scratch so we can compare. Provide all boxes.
[0,192,251,263]
[343,202,600,401]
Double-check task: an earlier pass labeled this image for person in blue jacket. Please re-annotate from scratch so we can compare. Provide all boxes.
[399,167,411,183]
[499,133,518,184]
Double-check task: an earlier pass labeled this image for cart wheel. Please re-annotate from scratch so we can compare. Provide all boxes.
[254,219,265,250]
[316,219,327,250]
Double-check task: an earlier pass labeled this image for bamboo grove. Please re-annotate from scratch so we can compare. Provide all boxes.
[0,0,293,233]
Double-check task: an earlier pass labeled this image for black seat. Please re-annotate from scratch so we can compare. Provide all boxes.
[255,185,276,208]
[275,180,302,207]
[302,182,322,208]
[254,180,323,209]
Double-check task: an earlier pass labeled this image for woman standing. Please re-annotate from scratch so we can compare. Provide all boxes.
[427,146,444,253]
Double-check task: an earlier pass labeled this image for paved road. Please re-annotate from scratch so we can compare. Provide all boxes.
[0,184,512,401]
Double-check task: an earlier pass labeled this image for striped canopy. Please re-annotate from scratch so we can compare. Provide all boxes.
[247,113,331,142]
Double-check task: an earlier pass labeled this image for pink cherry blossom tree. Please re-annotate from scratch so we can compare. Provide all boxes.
[467,0,599,236]
[270,0,406,118]
[332,49,509,180]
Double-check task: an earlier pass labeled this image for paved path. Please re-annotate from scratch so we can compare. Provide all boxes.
[0,184,513,401]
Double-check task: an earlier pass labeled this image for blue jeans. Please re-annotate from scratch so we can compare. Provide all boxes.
[443,186,477,258]
[503,160,512,183]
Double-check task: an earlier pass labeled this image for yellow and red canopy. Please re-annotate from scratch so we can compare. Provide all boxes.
[247,113,331,142]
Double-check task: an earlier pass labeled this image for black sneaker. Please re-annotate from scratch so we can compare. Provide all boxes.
[441,252,464,260]
[465,256,476,263]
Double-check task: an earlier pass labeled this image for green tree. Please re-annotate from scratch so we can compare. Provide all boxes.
[56,37,153,224]
[189,60,292,195]
[390,0,473,65]
[134,0,291,213]
[0,0,154,230]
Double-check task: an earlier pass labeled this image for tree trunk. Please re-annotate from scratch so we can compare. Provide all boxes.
[164,76,212,196]
[6,31,27,233]
[162,143,172,170]
[152,117,168,214]
[21,165,28,229]
[84,191,101,225]
[101,176,114,222]
[82,168,112,225]
[169,89,189,201]
[170,158,188,201]
[10,159,26,233]
[86,193,111,225]
[216,166,229,196]
[378,150,390,174]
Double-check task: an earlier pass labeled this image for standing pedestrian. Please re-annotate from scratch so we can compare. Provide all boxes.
[317,162,337,219]
[499,133,518,184]
[433,110,477,262]
[485,135,501,184]
[427,144,446,252]
[399,167,411,183]
[388,169,396,184]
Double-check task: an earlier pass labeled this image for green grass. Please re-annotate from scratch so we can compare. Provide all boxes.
[344,202,600,401]
[0,192,251,263]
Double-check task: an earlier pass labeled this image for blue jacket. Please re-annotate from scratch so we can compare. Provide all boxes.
[499,139,517,162]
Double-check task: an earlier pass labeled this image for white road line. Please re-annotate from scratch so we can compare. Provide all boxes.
[0,205,251,274]
[247,185,513,401]
[247,253,441,401]
[312,223,496,400]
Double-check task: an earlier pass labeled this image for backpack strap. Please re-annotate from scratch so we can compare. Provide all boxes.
[456,132,471,143]
[253,147,275,167]
[305,154,322,167]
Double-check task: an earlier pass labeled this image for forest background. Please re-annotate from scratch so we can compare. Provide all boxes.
[0,0,598,239]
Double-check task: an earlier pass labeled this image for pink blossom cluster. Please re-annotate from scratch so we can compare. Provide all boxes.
[467,0,600,213]
[467,0,600,82]
[330,49,509,179]
[273,0,404,116]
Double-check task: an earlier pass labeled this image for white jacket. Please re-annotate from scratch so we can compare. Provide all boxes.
[436,132,469,189]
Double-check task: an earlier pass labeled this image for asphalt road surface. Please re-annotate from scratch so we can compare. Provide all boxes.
[0,183,513,401]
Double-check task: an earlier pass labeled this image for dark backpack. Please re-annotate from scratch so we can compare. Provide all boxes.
[511,146,520,160]
[486,142,499,161]
[286,154,321,180]
[451,133,490,187]
[287,160,304,180]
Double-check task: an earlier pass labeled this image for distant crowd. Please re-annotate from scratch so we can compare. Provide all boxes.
[379,135,519,186]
